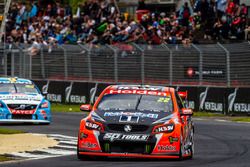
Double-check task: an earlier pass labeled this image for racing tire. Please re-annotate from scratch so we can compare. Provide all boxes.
[178,134,184,160]
[77,141,100,161]
[188,128,194,159]
[77,146,92,160]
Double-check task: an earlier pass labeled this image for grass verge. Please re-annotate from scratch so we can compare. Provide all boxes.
[231,117,250,122]
[0,155,12,162]
[51,103,82,112]
[0,128,25,134]
[193,111,225,117]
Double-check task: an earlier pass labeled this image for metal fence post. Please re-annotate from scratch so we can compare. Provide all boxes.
[59,45,68,79]
[11,50,14,77]
[29,53,32,79]
[162,44,172,86]
[192,44,203,86]
[133,43,145,84]
[106,45,118,83]
[19,49,22,77]
[79,44,92,82]
[217,43,230,87]
[40,46,45,79]
[13,43,26,78]
[4,48,7,77]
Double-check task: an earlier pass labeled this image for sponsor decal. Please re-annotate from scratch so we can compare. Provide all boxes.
[69,95,86,103]
[47,94,62,103]
[103,133,149,142]
[42,81,49,94]
[104,112,158,119]
[11,109,36,114]
[186,101,195,110]
[65,82,73,103]
[119,115,139,123]
[169,137,179,144]
[65,82,88,104]
[228,88,238,112]
[90,83,98,104]
[199,87,209,110]
[107,89,168,97]
[185,66,225,78]
[233,103,250,112]
[154,124,174,133]
[117,86,162,91]
[0,95,41,101]
[204,102,223,112]
[82,142,97,148]
[157,145,176,151]
[86,121,100,130]
[0,80,31,84]
[40,110,47,119]
[124,125,132,132]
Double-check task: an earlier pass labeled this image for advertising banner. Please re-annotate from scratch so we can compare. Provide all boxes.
[228,88,250,113]
[32,80,250,114]
[199,87,227,114]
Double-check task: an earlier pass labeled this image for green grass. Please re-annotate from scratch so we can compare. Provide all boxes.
[193,111,225,117]
[51,103,82,112]
[0,155,12,162]
[0,128,25,134]
[231,117,250,122]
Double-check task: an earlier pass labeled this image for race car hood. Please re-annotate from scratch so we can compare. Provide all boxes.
[92,110,174,125]
[0,93,43,105]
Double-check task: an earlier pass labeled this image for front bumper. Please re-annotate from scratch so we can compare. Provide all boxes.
[78,151,181,159]
[0,119,50,124]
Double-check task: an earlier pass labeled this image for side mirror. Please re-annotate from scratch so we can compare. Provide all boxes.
[80,104,92,112]
[181,108,193,116]
[42,91,48,98]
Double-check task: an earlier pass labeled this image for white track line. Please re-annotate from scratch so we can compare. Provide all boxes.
[54,145,76,149]
[10,152,49,158]
[36,148,75,155]
[58,140,77,145]
[47,134,77,140]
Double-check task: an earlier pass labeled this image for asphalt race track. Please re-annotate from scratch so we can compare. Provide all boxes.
[1,112,250,167]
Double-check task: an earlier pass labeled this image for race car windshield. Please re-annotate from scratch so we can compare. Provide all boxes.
[97,94,173,113]
[0,83,39,94]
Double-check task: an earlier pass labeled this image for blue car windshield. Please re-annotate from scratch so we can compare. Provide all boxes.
[0,83,39,94]
[97,94,173,113]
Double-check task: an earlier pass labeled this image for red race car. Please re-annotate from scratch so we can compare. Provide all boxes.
[77,85,194,160]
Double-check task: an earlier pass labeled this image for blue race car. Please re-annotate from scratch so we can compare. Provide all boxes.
[0,77,51,124]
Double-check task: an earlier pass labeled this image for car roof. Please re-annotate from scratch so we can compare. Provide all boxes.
[107,85,175,93]
[0,77,33,84]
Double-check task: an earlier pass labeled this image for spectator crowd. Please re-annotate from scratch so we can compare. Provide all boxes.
[3,0,249,49]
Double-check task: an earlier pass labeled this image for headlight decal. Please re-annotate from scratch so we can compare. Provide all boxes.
[85,119,104,131]
[153,124,175,134]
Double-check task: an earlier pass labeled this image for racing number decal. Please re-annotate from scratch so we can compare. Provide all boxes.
[157,97,170,103]
[25,85,35,88]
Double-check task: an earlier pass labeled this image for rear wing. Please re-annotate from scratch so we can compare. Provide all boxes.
[178,91,188,100]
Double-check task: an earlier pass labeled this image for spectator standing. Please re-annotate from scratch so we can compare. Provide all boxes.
[137,0,147,10]
[200,0,209,22]
[179,2,191,27]
[30,2,38,18]
[216,0,227,18]
[204,0,216,39]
